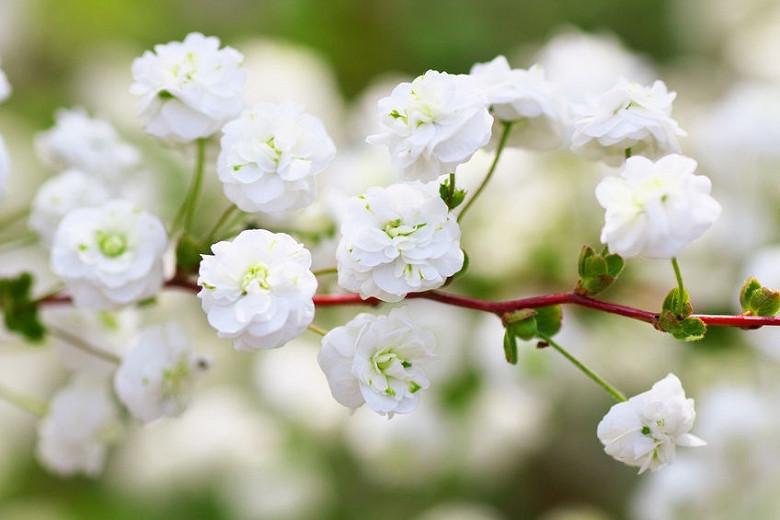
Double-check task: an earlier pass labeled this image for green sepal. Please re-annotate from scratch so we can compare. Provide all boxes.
[662,287,692,318]
[655,310,707,342]
[0,273,46,342]
[575,245,624,296]
[439,176,466,210]
[503,328,518,365]
[739,277,780,317]
[176,235,207,273]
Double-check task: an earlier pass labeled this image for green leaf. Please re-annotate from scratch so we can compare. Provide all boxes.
[0,273,46,342]
[535,305,562,337]
[739,277,780,317]
[503,328,518,365]
[605,254,624,277]
[439,176,467,210]
[672,317,707,342]
[662,287,692,318]
[575,245,624,296]
[739,277,762,310]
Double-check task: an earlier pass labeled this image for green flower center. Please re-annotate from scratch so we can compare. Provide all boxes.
[96,230,128,258]
[383,219,426,238]
[240,263,270,294]
[161,358,191,398]
[370,348,419,397]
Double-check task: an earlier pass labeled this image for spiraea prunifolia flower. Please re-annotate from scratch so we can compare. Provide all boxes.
[114,323,210,423]
[29,169,111,245]
[336,181,464,302]
[596,154,721,258]
[597,373,706,473]
[217,101,336,214]
[197,229,317,351]
[0,135,8,201]
[318,307,435,417]
[36,376,120,477]
[51,200,168,309]
[367,70,493,181]
[130,32,246,142]
[571,79,685,165]
[470,56,568,150]
[35,108,140,178]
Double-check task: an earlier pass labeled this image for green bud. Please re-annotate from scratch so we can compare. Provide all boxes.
[575,245,624,296]
[662,287,692,318]
[535,305,562,337]
[739,277,780,317]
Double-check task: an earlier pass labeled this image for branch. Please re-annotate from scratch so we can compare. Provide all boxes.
[36,278,780,329]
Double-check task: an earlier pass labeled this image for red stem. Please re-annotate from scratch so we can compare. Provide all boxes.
[37,278,780,329]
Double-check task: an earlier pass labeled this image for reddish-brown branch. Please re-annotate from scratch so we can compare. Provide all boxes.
[36,278,780,329]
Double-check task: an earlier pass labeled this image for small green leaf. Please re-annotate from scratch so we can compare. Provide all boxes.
[605,254,624,277]
[662,287,692,318]
[503,329,518,365]
[535,305,562,337]
[0,273,46,342]
[575,245,624,296]
[673,317,707,342]
[176,235,207,273]
[577,245,595,277]
[439,176,467,210]
[739,277,780,316]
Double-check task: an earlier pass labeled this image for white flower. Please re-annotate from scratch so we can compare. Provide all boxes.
[470,56,568,150]
[596,154,721,258]
[597,373,706,474]
[367,70,493,181]
[36,376,120,477]
[115,323,210,423]
[217,101,336,214]
[0,135,8,200]
[29,169,111,245]
[317,308,435,416]
[35,108,140,178]
[197,229,317,351]
[51,200,168,309]
[0,65,10,103]
[130,32,246,142]
[571,79,685,165]
[336,181,463,302]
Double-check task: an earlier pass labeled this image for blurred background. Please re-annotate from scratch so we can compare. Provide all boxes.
[2,0,780,518]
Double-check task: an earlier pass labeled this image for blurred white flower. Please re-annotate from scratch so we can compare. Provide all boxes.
[470,56,568,150]
[51,200,168,309]
[571,79,685,165]
[535,29,654,102]
[336,181,463,302]
[29,169,111,245]
[596,155,721,258]
[0,65,9,103]
[36,376,120,477]
[318,308,435,416]
[415,502,504,520]
[115,323,210,423]
[130,32,245,142]
[597,373,705,473]
[0,135,8,201]
[741,247,780,360]
[217,101,336,214]
[367,70,493,180]
[35,108,140,178]
[197,229,317,351]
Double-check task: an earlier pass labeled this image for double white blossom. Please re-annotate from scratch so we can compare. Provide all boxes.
[36,108,140,178]
[36,377,120,477]
[470,56,568,150]
[217,101,336,214]
[596,154,721,258]
[597,374,706,474]
[367,70,493,180]
[571,79,685,165]
[115,323,210,423]
[336,181,464,302]
[0,135,8,200]
[51,200,168,309]
[130,32,246,142]
[197,229,317,351]
[318,308,435,416]
[29,169,111,245]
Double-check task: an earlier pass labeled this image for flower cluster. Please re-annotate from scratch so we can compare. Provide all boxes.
[597,374,706,473]
[197,229,318,350]
[217,101,336,214]
[336,181,464,302]
[130,32,246,142]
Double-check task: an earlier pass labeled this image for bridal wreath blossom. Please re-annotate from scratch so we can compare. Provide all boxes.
[470,55,568,150]
[114,324,210,423]
[51,200,168,309]
[367,70,493,180]
[29,169,111,245]
[36,377,120,477]
[217,101,336,214]
[197,229,317,351]
[318,308,435,416]
[597,374,706,473]
[596,154,721,258]
[336,181,464,302]
[36,108,140,177]
[571,79,685,165]
[130,32,246,142]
